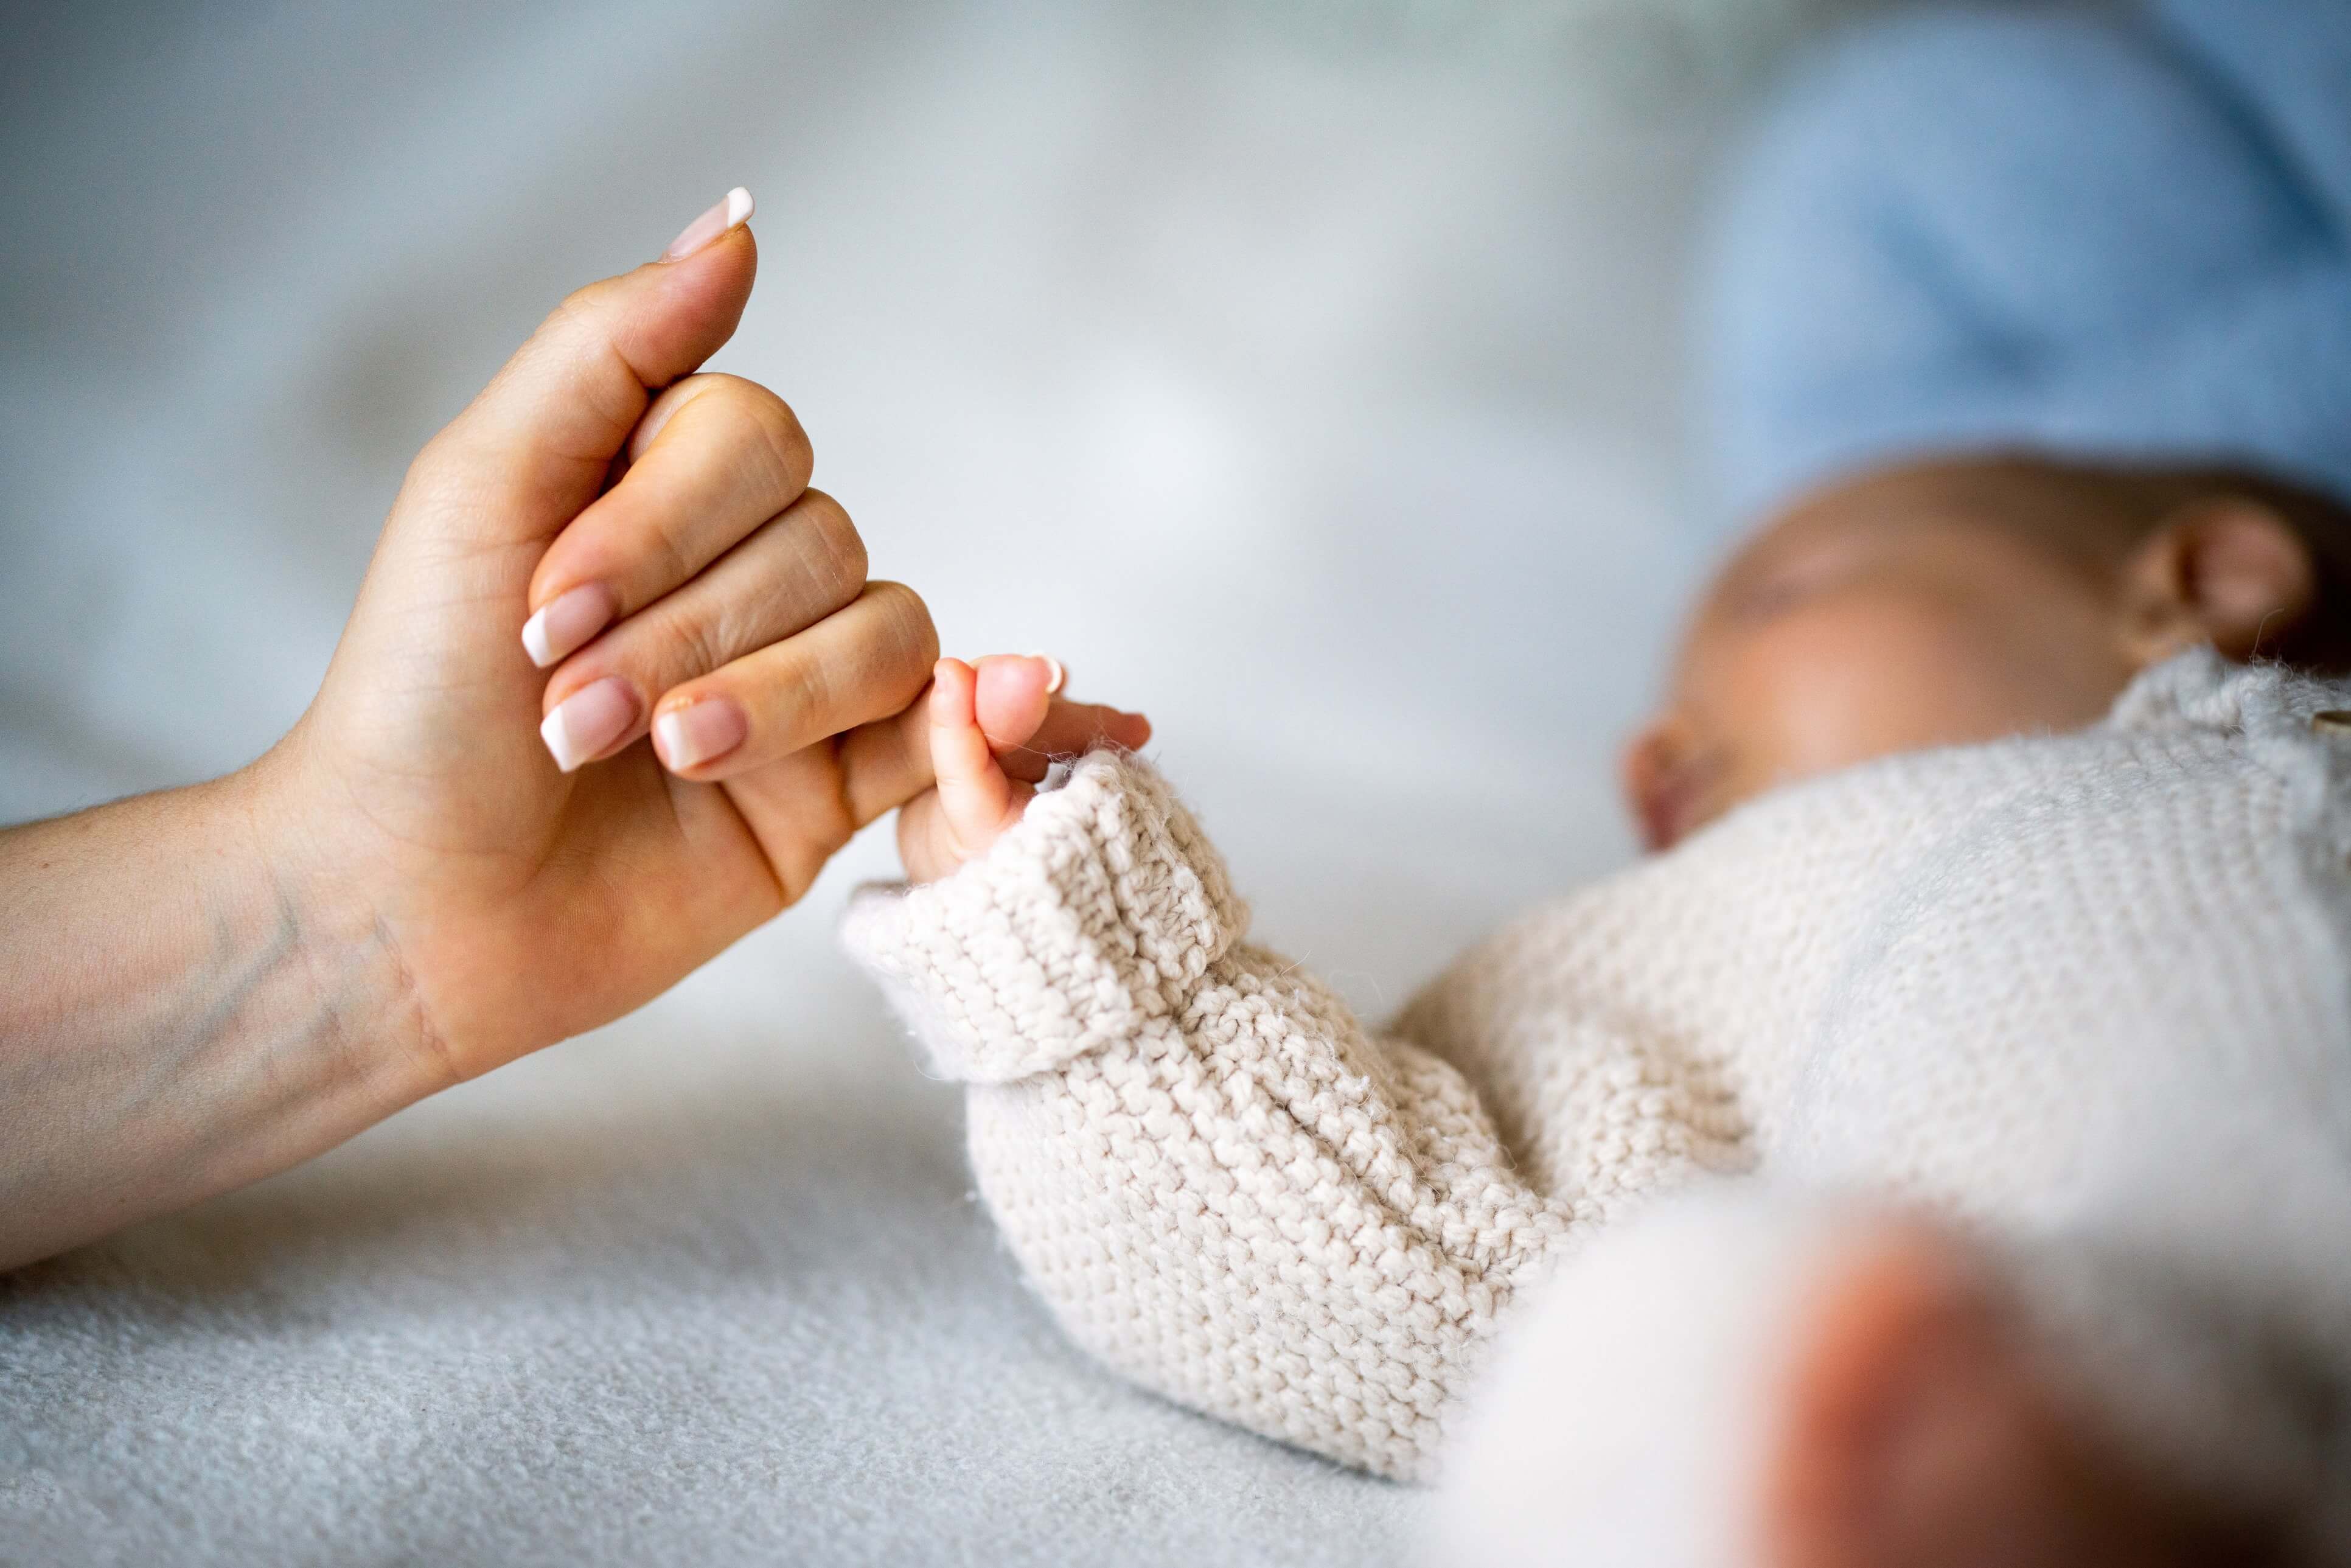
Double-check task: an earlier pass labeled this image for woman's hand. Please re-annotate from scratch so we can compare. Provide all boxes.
[259,192,938,1085]
[272,190,1157,1082]
[0,190,1143,1267]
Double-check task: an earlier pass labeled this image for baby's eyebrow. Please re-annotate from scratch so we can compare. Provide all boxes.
[1729,534,1846,591]
[1719,526,1914,620]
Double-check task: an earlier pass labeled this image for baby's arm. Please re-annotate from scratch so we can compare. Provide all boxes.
[847,664,1578,1480]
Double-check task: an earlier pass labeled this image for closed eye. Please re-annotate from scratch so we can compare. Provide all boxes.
[1724,560,1833,622]
[1721,537,1876,624]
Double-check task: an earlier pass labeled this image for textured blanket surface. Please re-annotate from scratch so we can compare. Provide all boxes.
[2,1031,1418,1566]
[1,2,1843,1562]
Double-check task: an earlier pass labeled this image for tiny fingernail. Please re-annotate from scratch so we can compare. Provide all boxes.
[540,677,639,773]
[1027,652,1066,695]
[660,186,755,262]
[521,582,618,668]
[653,697,749,773]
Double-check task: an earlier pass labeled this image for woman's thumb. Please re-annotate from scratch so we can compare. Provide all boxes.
[408,188,759,548]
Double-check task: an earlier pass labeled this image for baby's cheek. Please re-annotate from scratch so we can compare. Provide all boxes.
[1718,597,2046,789]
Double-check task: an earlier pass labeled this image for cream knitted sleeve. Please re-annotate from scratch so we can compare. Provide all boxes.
[842,751,1576,1481]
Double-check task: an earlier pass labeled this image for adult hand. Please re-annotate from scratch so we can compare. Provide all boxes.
[0,189,1144,1265]
[276,189,939,1085]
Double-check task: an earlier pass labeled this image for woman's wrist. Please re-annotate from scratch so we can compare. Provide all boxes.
[232,740,464,1101]
[0,753,449,1267]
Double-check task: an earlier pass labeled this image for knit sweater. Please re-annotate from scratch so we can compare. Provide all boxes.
[843,650,2351,1490]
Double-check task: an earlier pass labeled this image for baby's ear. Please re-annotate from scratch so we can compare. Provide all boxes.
[2121,498,2315,666]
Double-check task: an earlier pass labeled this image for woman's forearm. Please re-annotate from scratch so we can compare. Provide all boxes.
[0,759,447,1268]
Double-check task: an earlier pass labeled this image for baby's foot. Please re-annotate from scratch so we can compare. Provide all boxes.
[1763,1224,2279,1568]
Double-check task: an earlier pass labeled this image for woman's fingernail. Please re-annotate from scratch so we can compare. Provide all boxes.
[653,697,749,773]
[540,677,639,773]
[660,186,755,262]
[1027,652,1066,695]
[521,582,618,668]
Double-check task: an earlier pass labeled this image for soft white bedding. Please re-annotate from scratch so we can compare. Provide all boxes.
[0,2,1849,1560]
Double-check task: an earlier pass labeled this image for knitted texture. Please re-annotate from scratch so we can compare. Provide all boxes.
[845,754,1579,1480]
[845,650,2351,1491]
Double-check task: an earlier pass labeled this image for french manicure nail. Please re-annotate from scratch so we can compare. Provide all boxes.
[540,677,639,773]
[1027,652,1066,695]
[653,698,749,773]
[521,582,618,668]
[660,186,755,262]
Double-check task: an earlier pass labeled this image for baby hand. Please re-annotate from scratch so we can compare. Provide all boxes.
[897,655,1148,883]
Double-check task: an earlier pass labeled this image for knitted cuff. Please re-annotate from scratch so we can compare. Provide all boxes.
[841,750,1249,1083]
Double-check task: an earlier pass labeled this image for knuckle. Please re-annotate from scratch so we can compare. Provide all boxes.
[867,580,939,669]
[631,372,715,448]
[773,648,837,739]
[542,289,642,438]
[403,428,454,490]
[638,508,695,594]
[656,601,729,685]
[543,287,596,338]
[711,375,813,499]
[795,489,869,605]
[401,430,496,522]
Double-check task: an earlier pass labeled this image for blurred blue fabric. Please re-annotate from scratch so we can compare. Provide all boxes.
[1705,0,2351,522]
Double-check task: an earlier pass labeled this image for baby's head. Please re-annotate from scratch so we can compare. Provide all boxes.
[1623,458,2351,851]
